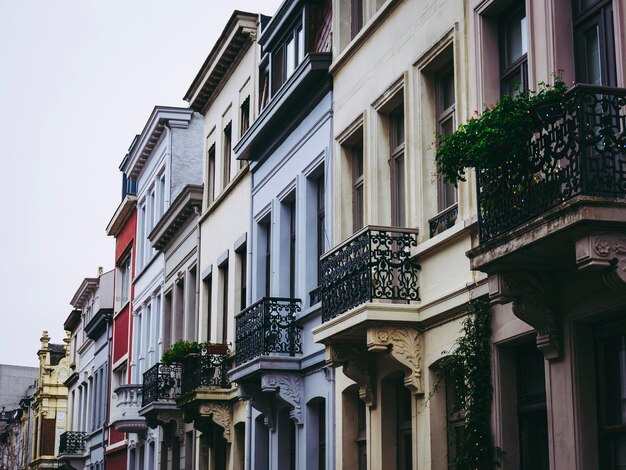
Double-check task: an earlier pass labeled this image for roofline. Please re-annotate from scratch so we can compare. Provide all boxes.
[70,278,99,308]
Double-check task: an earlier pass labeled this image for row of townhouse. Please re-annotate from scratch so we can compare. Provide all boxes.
[28,0,625,469]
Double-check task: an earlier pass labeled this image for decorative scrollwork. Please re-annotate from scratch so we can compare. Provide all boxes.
[180,344,231,395]
[478,85,626,241]
[235,297,302,366]
[429,203,459,238]
[58,431,86,455]
[320,226,420,322]
[142,363,182,407]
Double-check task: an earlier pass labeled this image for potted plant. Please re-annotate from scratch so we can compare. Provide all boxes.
[161,340,200,365]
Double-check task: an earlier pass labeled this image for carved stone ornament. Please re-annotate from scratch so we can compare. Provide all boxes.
[261,373,303,424]
[489,272,560,360]
[366,327,423,395]
[326,343,376,407]
[576,232,626,292]
[199,403,233,443]
[158,412,186,441]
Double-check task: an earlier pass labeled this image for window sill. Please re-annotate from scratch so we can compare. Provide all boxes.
[329,0,403,76]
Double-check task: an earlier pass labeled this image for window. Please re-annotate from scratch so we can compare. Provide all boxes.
[572,0,616,86]
[396,377,412,470]
[157,172,166,219]
[356,398,367,470]
[262,219,272,297]
[207,144,216,204]
[289,199,297,298]
[223,123,232,189]
[316,174,326,285]
[259,59,270,111]
[240,97,250,137]
[236,244,247,311]
[118,255,132,307]
[445,363,465,467]
[203,276,212,342]
[499,2,528,97]
[595,320,626,469]
[138,203,146,269]
[351,0,364,39]
[516,343,549,470]
[220,260,229,343]
[436,65,458,221]
[271,23,305,95]
[351,139,364,232]
[389,104,406,227]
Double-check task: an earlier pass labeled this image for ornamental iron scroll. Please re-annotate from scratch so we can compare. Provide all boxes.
[58,431,87,455]
[320,226,420,322]
[235,297,303,366]
[142,363,182,407]
[180,344,231,395]
[477,84,626,242]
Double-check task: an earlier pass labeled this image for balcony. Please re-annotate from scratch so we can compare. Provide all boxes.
[474,84,626,245]
[320,226,420,323]
[139,363,182,429]
[180,344,231,395]
[58,431,86,456]
[110,384,147,434]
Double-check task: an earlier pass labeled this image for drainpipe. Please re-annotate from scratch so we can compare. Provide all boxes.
[245,401,252,470]
[104,313,112,470]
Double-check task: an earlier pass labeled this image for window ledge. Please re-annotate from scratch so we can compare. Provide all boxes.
[329,0,403,76]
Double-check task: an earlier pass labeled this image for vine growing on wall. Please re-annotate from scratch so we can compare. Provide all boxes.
[439,297,496,470]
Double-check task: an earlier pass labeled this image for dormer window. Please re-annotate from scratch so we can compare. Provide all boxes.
[271,22,305,95]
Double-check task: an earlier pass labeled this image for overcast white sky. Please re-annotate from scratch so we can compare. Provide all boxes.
[0,0,282,367]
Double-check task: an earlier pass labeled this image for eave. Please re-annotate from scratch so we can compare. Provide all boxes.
[234,53,331,162]
[85,308,113,341]
[63,309,82,332]
[257,0,301,52]
[148,185,203,251]
[123,106,194,180]
[184,11,259,112]
[70,278,98,309]
[106,195,137,237]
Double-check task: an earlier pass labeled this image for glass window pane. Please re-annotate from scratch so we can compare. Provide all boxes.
[603,335,626,426]
[584,25,602,85]
[297,27,305,65]
[286,36,296,78]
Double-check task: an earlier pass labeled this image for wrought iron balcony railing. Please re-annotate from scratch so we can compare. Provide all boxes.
[477,84,626,242]
[58,431,86,455]
[235,297,302,366]
[181,344,231,395]
[142,363,182,408]
[321,226,420,323]
[429,203,458,238]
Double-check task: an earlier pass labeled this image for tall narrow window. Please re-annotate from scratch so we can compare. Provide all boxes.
[208,144,216,204]
[356,399,367,470]
[204,276,212,342]
[389,104,406,227]
[572,0,616,86]
[240,97,250,137]
[445,364,465,467]
[351,0,364,39]
[263,220,272,298]
[220,261,229,344]
[119,255,132,307]
[352,141,364,232]
[516,343,549,470]
[316,174,326,285]
[289,200,297,298]
[237,244,247,311]
[259,60,270,111]
[158,172,166,218]
[318,400,326,470]
[499,2,528,97]
[223,123,232,189]
[396,378,412,470]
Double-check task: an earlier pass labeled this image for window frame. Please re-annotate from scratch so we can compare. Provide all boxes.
[498,2,528,97]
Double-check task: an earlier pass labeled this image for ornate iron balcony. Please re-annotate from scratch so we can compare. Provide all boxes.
[321,226,420,323]
[477,84,626,241]
[429,203,458,238]
[58,431,86,455]
[181,344,231,395]
[235,297,302,366]
[142,363,182,408]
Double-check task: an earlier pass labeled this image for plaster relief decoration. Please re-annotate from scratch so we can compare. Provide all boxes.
[576,232,626,292]
[366,326,423,395]
[489,272,560,360]
[261,373,303,424]
[199,403,233,442]
[325,343,376,407]
[158,412,185,442]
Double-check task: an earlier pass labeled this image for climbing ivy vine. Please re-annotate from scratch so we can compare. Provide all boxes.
[439,297,495,470]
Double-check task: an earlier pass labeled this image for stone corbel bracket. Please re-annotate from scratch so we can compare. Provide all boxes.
[198,403,233,443]
[490,272,560,360]
[261,373,303,425]
[159,412,186,443]
[576,232,626,293]
[366,326,424,396]
[326,343,376,407]
[239,384,276,431]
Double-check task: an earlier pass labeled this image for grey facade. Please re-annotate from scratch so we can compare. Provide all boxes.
[0,365,37,411]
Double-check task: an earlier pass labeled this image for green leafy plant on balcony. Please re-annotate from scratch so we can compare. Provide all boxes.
[435,74,567,187]
[162,340,200,365]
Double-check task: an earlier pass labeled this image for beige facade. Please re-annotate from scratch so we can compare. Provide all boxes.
[29,331,70,470]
